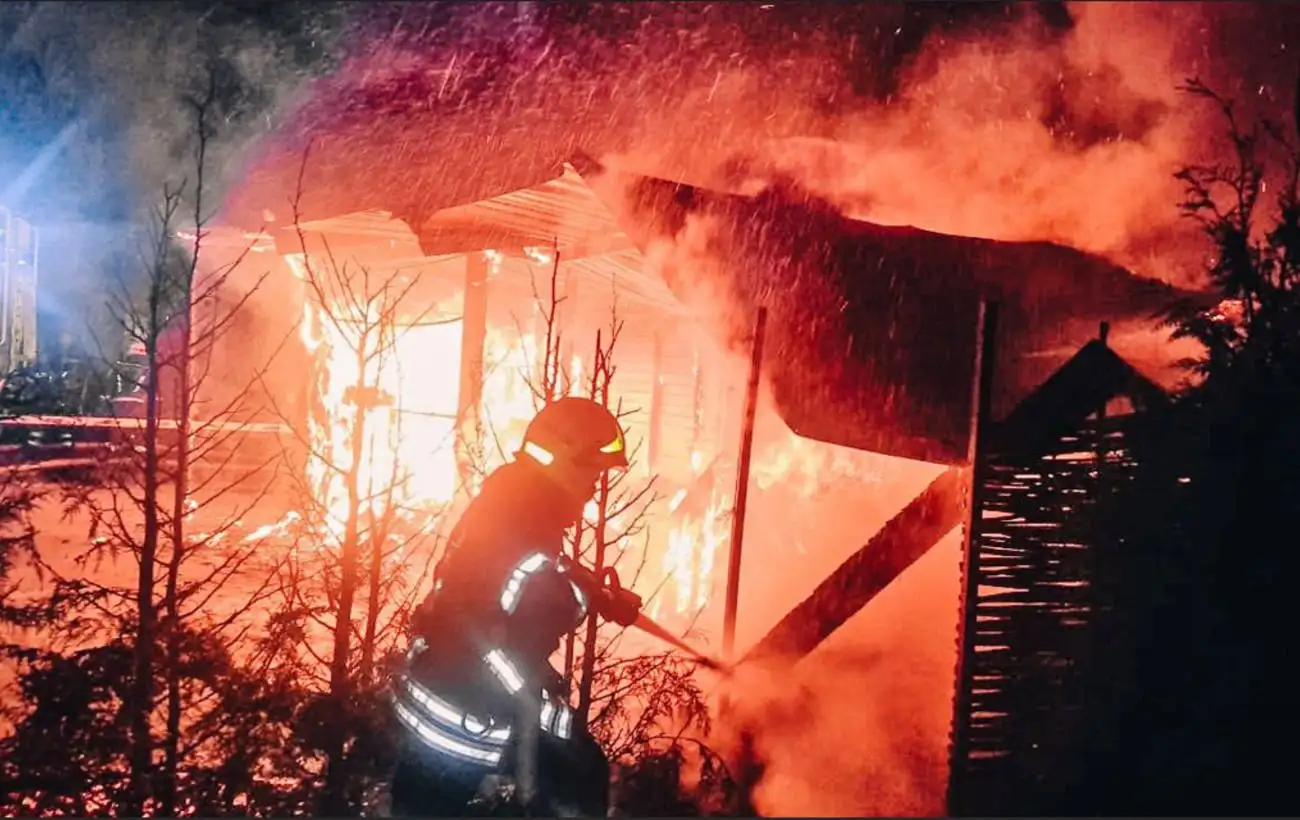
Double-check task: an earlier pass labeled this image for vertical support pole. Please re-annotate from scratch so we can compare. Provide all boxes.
[721,307,767,660]
[455,253,489,498]
[947,299,999,818]
[690,345,705,460]
[648,327,665,474]
[1082,319,1113,811]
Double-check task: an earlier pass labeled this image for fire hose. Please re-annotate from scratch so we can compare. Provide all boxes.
[559,558,733,675]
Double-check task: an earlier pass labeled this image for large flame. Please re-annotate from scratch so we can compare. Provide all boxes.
[287,253,553,539]
[289,261,460,543]
[660,451,731,617]
[282,249,882,643]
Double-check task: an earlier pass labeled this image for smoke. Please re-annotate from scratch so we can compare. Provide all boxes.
[770,3,1217,288]
[710,530,963,817]
[580,4,1282,813]
[599,3,1293,291]
[4,3,343,219]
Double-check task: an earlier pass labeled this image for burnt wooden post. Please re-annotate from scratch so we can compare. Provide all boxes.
[722,306,768,660]
[690,346,706,460]
[455,252,489,497]
[721,310,768,820]
[947,299,999,817]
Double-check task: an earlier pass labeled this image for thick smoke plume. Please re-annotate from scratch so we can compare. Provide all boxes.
[756,3,1209,286]
[718,530,962,817]
[586,4,1282,814]
[603,3,1294,291]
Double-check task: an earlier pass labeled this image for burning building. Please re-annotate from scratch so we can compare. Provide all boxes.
[207,160,750,634]
[212,139,1199,650]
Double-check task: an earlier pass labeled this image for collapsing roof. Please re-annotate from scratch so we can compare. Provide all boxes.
[589,160,1197,463]
[228,150,1202,465]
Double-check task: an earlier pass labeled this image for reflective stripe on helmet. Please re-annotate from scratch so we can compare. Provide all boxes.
[599,432,625,454]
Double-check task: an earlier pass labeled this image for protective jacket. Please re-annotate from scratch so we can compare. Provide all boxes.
[389,460,617,817]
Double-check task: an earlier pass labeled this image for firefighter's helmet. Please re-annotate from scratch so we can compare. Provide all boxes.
[518,397,628,499]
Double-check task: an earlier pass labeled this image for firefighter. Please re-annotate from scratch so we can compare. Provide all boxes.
[389,397,642,818]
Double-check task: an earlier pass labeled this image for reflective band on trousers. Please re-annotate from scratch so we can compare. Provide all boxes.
[393,677,508,767]
[499,551,589,621]
[403,675,511,743]
[396,674,576,767]
[395,701,504,766]
[540,689,574,740]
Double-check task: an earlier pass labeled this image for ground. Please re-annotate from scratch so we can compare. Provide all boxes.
[0,483,321,704]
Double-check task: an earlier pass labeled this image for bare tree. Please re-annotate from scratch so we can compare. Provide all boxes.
[0,70,293,817]
[251,152,469,814]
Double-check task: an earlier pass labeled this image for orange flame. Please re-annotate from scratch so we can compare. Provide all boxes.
[289,254,464,542]
[280,251,878,638]
[662,450,730,617]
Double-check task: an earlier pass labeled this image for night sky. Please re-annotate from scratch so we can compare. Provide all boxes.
[5,1,1300,344]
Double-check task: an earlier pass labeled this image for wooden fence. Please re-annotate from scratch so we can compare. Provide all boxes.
[947,414,1141,816]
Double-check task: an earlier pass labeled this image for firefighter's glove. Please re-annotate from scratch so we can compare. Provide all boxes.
[599,571,643,628]
[602,587,642,627]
